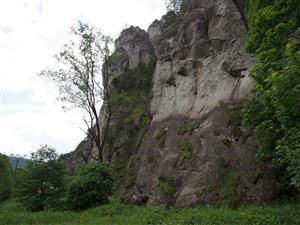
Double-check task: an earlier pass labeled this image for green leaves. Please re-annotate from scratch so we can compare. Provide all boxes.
[0,154,13,202]
[17,146,66,212]
[243,0,300,188]
[67,163,113,211]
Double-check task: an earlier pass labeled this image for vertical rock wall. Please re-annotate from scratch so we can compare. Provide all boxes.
[65,0,277,207]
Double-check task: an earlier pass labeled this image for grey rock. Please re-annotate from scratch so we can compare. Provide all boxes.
[122,0,276,207]
[65,0,277,207]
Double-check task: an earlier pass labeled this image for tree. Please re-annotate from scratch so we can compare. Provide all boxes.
[18,145,66,211]
[165,0,182,14]
[0,154,13,202]
[67,163,113,210]
[40,22,113,162]
[243,0,300,188]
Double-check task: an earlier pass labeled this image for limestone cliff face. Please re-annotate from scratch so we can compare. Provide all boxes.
[65,0,277,207]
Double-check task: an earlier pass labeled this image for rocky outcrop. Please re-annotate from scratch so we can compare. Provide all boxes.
[121,0,276,207]
[150,0,253,122]
[63,26,156,176]
[61,137,95,175]
[65,0,277,207]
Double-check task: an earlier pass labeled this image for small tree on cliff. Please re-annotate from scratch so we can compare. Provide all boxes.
[40,22,112,162]
[165,0,182,14]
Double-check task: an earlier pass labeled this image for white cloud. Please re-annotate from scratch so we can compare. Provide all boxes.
[0,0,166,156]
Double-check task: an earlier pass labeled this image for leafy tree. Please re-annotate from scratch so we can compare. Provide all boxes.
[0,154,13,202]
[18,145,66,211]
[40,22,113,162]
[165,0,182,14]
[243,0,300,188]
[67,163,113,210]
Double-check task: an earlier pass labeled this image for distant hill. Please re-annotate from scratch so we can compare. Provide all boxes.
[8,156,28,168]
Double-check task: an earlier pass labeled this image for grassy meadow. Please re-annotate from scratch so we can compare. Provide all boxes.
[0,199,299,225]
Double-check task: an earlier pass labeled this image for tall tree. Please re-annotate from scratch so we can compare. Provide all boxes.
[40,22,113,162]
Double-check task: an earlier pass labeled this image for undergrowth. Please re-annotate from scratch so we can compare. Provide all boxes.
[0,199,299,225]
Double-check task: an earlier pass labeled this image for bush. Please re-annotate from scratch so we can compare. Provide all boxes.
[67,163,113,210]
[243,0,300,188]
[17,146,66,211]
[0,154,13,202]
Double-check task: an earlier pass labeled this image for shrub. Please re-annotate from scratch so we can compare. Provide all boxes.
[155,128,167,148]
[243,0,300,188]
[0,154,13,202]
[67,163,113,210]
[17,146,66,211]
[159,180,177,206]
[172,143,193,168]
[177,121,201,136]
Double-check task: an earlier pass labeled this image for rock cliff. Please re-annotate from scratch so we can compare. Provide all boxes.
[64,0,277,207]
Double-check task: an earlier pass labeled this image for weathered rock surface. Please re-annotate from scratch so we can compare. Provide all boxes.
[150,0,253,122]
[121,0,276,207]
[61,137,95,175]
[65,0,277,207]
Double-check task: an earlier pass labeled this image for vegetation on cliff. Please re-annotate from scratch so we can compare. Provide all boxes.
[109,61,155,195]
[243,0,300,189]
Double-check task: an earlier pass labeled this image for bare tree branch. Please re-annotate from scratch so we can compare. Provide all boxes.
[39,22,113,162]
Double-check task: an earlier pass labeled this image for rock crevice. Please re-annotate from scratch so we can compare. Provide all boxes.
[65,0,277,207]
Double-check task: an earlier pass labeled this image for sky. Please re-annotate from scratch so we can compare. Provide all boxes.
[0,0,166,157]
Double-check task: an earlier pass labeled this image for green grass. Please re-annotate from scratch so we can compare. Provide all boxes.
[0,199,299,225]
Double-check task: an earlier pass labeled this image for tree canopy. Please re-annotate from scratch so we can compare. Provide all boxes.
[165,0,182,14]
[17,146,66,211]
[0,154,13,202]
[67,163,113,210]
[243,0,300,188]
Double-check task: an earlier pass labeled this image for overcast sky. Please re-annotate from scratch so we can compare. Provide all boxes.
[0,0,165,157]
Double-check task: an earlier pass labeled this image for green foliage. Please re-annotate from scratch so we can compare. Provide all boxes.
[155,128,167,148]
[0,199,300,225]
[121,155,138,189]
[161,11,178,35]
[67,163,113,211]
[177,120,202,136]
[172,143,193,169]
[0,154,13,202]
[243,0,300,188]
[110,91,134,112]
[111,62,155,93]
[224,105,243,127]
[165,0,182,14]
[159,180,177,204]
[125,171,138,189]
[123,107,149,126]
[108,61,155,195]
[218,170,241,209]
[109,48,126,62]
[11,168,27,198]
[17,146,66,212]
